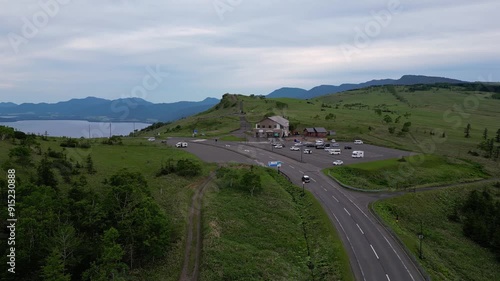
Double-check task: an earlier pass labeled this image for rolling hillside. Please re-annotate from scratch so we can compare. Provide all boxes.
[147,83,500,176]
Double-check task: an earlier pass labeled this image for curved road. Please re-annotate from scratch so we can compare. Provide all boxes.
[169,138,427,281]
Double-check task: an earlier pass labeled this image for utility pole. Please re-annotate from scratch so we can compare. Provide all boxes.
[302,181,305,195]
[418,220,424,259]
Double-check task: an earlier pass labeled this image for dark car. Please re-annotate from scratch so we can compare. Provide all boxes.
[344,145,352,149]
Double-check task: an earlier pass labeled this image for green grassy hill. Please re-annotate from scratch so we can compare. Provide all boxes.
[144,84,500,176]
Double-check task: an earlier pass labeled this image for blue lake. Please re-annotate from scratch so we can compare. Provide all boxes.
[0,120,151,138]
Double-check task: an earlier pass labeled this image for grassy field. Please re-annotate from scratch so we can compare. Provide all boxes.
[372,182,500,280]
[324,155,490,191]
[0,136,214,280]
[200,166,353,281]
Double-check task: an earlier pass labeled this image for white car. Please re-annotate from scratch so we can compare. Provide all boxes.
[303,149,312,154]
[330,139,336,143]
[175,142,188,148]
[302,175,311,183]
[290,146,300,151]
[333,160,344,165]
[148,137,156,141]
[274,144,283,149]
[354,140,363,144]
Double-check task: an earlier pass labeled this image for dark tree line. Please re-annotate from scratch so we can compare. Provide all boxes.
[451,189,500,261]
[1,138,172,280]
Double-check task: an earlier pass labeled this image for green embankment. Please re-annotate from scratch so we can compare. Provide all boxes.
[324,155,489,191]
[200,166,353,281]
[373,182,500,280]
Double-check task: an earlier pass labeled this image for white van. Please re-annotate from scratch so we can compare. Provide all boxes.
[352,151,364,158]
[329,149,341,155]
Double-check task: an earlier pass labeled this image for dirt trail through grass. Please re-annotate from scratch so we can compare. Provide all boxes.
[179,173,215,281]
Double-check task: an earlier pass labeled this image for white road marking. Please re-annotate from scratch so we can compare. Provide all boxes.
[311,178,317,182]
[332,195,339,202]
[289,165,295,169]
[259,153,265,156]
[344,208,351,216]
[299,170,304,174]
[383,235,415,281]
[330,211,367,281]
[386,274,391,281]
[357,224,365,235]
[370,244,379,259]
[323,188,327,192]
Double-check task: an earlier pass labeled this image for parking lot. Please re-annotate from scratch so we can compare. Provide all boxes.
[248,139,415,169]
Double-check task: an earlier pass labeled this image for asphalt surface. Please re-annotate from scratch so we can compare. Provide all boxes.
[168,138,427,281]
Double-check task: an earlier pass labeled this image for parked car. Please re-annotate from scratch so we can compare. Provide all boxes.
[302,175,311,183]
[331,143,340,147]
[290,146,300,151]
[176,142,188,148]
[315,144,325,149]
[303,148,312,154]
[344,145,352,149]
[329,149,341,155]
[305,142,315,147]
[148,137,155,141]
[274,144,283,149]
[354,140,364,144]
[333,160,344,165]
[330,139,336,143]
[352,151,364,158]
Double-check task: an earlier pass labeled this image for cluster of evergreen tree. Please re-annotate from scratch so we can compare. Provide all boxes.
[1,140,172,280]
[451,189,500,261]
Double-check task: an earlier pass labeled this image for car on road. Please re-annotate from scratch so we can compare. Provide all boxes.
[354,140,364,144]
[332,160,344,165]
[290,146,300,151]
[302,175,311,183]
[344,145,352,149]
[303,148,312,154]
[175,142,188,148]
[148,137,155,141]
[331,143,340,147]
[274,144,283,149]
[304,142,315,147]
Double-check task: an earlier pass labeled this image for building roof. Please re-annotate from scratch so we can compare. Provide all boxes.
[267,116,289,127]
[304,128,315,133]
[314,127,327,133]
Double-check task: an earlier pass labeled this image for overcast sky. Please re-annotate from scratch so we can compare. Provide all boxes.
[1,0,499,104]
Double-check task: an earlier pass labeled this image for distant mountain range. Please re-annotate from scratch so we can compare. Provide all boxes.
[267,75,466,99]
[0,97,219,123]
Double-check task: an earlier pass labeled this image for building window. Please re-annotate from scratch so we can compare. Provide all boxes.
[257,124,260,128]
[269,125,272,128]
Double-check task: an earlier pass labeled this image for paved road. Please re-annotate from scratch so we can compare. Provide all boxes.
[169,138,427,281]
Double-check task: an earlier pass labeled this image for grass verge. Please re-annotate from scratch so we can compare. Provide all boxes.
[200,166,353,281]
[324,155,489,191]
[372,182,500,280]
